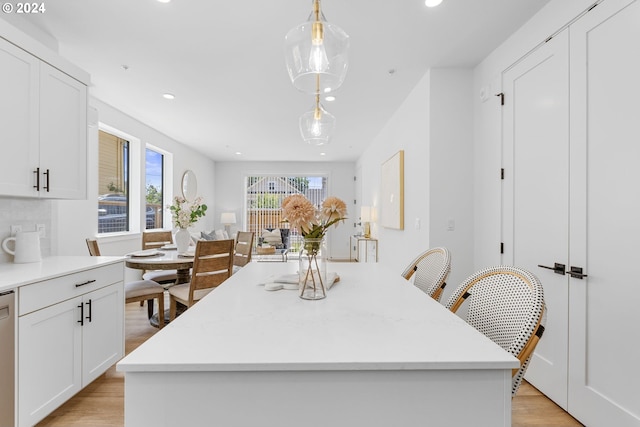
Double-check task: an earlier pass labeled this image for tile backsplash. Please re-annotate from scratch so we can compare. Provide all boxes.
[0,197,52,264]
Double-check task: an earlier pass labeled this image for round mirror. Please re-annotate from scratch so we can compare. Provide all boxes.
[181,170,197,201]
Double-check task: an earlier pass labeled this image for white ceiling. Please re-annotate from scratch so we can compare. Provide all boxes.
[13,0,549,162]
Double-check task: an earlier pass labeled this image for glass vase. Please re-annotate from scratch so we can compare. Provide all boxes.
[298,237,327,300]
[175,228,191,253]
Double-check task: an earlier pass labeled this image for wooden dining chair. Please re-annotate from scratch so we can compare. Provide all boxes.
[142,230,173,250]
[141,231,178,285]
[168,239,234,320]
[401,247,451,302]
[85,238,166,328]
[233,231,254,272]
[444,266,546,396]
[86,238,101,256]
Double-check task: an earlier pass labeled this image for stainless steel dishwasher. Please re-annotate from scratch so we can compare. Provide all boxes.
[0,290,15,427]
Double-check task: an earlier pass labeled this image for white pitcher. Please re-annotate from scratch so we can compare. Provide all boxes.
[2,231,42,263]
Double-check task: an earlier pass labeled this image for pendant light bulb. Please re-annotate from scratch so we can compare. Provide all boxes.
[309,41,329,72]
[311,116,323,137]
[309,20,329,72]
[300,97,335,145]
[284,0,350,94]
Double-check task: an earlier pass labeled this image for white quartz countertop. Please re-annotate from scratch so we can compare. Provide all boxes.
[0,256,123,292]
[118,262,519,373]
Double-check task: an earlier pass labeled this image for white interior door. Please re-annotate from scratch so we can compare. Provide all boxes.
[501,30,570,408]
[568,0,640,425]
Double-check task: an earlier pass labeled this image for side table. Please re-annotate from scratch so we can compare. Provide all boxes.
[350,236,378,262]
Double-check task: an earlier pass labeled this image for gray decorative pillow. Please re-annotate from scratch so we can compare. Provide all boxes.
[200,230,217,241]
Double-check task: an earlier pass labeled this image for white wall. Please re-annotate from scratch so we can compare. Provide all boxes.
[214,161,355,260]
[428,68,474,296]
[356,69,474,297]
[472,0,595,270]
[357,72,430,270]
[51,98,216,260]
[0,198,52,263]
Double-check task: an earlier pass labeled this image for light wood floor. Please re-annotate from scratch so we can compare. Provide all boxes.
[37,302,584,427]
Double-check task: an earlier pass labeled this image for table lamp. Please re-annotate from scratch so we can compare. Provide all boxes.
[360,206,372,238]
[220,212,236,236]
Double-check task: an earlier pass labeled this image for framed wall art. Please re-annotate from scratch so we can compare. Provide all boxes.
[380,150,404,230]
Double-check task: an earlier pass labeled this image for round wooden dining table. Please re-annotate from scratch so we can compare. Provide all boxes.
[125,248,194,327]
[124,248,194,285]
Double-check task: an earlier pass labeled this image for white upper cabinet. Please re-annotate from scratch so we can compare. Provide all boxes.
[0,37,88,199]
[39,62,87,199]
[0,38,40,197]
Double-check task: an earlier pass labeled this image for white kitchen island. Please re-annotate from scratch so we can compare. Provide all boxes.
[117,262,518,427]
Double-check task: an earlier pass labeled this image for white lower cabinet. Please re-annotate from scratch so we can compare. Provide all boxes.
[17,263,123,427]
[82,283,124,386]
[18,296,83,426]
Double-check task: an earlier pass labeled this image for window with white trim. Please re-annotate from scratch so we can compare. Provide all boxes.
[97,130,130,233]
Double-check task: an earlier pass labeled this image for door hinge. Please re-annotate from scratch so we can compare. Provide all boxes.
[500,242,504,254]
[496,92,504,105]
[501,168,505,180]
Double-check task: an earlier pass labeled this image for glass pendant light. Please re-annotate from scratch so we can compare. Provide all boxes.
[284,0,349,94]
[299,93,336,145]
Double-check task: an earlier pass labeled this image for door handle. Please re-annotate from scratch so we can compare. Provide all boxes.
[537,263,566,275]
[85,299,92,322]
[567,266,588,279]
[77,303,84,326]
[43,169,50,192]
[33,167,40,191]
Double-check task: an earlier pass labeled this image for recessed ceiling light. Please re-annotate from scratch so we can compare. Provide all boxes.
[162,93,175,100]
[425,0,443,7]
[235,152,242,155]
[157,0,171,3]
[325,96,336,102]
[320,152,326,156]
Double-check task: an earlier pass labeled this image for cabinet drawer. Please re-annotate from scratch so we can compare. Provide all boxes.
[19,262,123,316]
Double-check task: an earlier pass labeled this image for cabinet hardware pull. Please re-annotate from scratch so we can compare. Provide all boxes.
[537,263,566,275]
[75,279,96,288]
[43,169,50,192]
[567,266,588,279]
[78,303,84,326]
[85,299,92,322]
[33,167,40,191]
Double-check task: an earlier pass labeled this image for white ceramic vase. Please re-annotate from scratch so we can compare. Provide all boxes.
[175,228,191,253]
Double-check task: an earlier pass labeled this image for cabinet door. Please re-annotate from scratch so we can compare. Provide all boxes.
[0,38,40,197]
[18,296,82,427]
[568,0,640,425]
[357,239,377,263]
[82,282,124,386]
[39,62,87,199]
[501,30,570,407]
[350,237,357,261]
